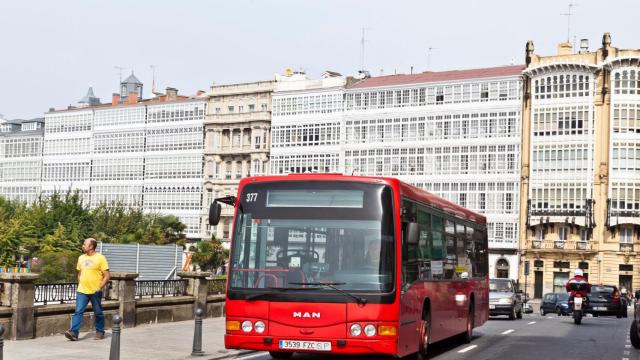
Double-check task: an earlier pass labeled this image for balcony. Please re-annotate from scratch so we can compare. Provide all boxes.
[528,239,597,253]
[619,243,639,253]
[526,199,595,228]
[209,111,271,123]
[606,199,640,227]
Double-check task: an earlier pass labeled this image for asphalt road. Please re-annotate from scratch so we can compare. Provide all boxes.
[225,310,639,360]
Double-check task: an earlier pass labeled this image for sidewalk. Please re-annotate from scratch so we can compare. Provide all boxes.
[3,317,252,360]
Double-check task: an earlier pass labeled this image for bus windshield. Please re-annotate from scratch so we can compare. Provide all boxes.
[228,181,395,298]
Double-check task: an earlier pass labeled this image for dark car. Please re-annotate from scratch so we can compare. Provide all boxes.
[540,292,570,316]
[586,285,626,318]
[631,298,640,348]
[489,278,523,320]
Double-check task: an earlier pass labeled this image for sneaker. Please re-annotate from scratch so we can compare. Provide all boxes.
[94,331,105,340]
[64,330,78,341]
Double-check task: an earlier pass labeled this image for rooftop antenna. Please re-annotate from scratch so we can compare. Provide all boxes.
[114,66,127,83]
[150,65,158,94]
[427,46,439,70]
[359,27,369,71]
[560,2,577,43]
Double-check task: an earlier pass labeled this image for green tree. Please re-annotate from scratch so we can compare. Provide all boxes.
[191,237,229,273]
[0,217,33,267]
[40,224,78,253]
[32,250,79,284]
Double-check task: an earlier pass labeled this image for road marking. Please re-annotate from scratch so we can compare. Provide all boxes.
[528,321,536,324]
[625,344,631,348]
[235,353,267,360]
[501,329,515,335]
[458,345,477,353]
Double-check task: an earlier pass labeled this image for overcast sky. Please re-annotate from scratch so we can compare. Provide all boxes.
[1,0,638,119]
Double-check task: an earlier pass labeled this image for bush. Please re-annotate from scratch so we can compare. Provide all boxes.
[33,250,80,284]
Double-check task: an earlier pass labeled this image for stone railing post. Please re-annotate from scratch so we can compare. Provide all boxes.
[178,272,212,314]
[109,272,138,329]
[0,273,39,340]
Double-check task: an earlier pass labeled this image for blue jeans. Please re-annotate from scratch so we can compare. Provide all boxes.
[70,291,104,336]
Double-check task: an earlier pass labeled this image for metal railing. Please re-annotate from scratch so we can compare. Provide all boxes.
[34,282,112,305]
[135,280,188,299]
[528,239,597,251]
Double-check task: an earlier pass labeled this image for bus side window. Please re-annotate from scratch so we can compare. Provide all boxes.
[431,215,445,280]
[472,228,488,277]
[402,222,419,286]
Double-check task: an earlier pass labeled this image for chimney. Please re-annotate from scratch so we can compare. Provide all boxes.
[127,92,139,105]
[166,87,178,101]
[557,42,573,55]
[196,90,206,97]
[112,93,120,105]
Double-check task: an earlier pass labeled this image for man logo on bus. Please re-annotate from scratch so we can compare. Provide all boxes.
[293,312,321,319]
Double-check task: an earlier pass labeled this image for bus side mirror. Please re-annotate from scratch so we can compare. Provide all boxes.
[209,202,222,226]
[407,222,419,245]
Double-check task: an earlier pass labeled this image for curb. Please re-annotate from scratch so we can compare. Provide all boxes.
[203,350,257,360]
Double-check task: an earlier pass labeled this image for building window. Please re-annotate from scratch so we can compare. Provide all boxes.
[496,259,509,278]
[557,226,568,241]
[534,260,544,268]
[261,104,268,111]
[620,227,634,244]
[228,106,235,113]
[215,108,221,114]
[580,229,590,242]
[248,104,255,111]
[620,264,634,272]
[535,227,544,240]
[238,105,244,113]
[553,272,569,293]
[553,261,570,269]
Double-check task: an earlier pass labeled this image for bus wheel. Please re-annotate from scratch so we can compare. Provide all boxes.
[462,303,474,343]
[416,313,431,360]
[269,351,293,359]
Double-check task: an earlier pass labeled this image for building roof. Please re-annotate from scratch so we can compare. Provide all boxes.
[348,65,525,89]
[122,73,142,85]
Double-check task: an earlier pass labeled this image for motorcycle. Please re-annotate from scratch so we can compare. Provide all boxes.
[573,294,585,325]
[567,279,589,325]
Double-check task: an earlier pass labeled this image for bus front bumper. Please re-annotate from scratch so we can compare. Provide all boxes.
[225,334,398,355]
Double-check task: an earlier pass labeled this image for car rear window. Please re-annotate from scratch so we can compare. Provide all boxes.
[591,286,614,294]
[556,293,569,301]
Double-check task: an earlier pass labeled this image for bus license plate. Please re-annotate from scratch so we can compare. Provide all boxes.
[279,340,331,351]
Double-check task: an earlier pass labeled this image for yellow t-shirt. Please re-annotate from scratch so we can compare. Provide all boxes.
[77,253,109,294]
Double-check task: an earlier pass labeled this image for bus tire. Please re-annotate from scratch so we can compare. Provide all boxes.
[416,306,431,360]
[462,302,474,344]
[269,351,293,359]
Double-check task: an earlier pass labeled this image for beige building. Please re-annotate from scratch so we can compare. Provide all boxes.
[203,81,275,244]
[519,33,640,298]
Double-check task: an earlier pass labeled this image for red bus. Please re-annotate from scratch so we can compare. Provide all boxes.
[209,174,489,359]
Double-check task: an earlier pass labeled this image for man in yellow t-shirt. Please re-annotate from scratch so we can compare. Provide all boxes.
[65,238,110,341]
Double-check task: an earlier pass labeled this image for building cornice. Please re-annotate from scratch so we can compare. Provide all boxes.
[603,56,640,71]
[523,62,599,77]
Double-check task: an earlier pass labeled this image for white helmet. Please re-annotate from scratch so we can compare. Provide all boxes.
[574,268,583,277]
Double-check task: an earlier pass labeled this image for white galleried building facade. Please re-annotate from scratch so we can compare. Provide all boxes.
[270,71,350,175]
[271,66,524,280]
[0,116,45,203]
[204,80,274,243]
[43,76,206,238]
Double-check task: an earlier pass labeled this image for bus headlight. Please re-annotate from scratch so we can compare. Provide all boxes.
[350,324,362,336]
[364,324,376,337]
[241,320,253,333]
[254,321,266,334]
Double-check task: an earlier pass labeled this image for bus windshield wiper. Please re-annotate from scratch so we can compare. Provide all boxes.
[244,286,322,301]
[289,282,368,305]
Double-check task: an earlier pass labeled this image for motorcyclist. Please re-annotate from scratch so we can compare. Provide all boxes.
[566,269,591,310]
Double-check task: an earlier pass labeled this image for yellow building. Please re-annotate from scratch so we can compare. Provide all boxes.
[519,33,640,298]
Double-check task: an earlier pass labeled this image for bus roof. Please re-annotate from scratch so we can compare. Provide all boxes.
[238,174,486,225]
